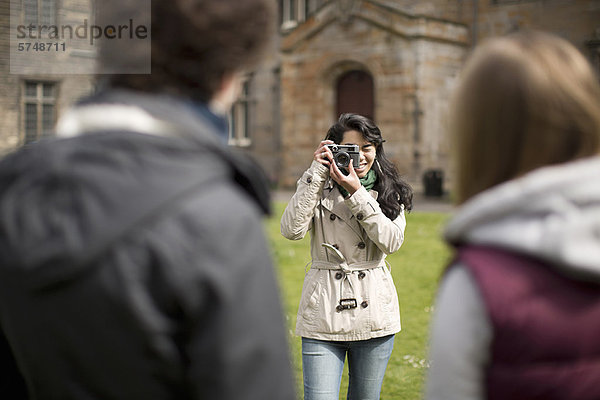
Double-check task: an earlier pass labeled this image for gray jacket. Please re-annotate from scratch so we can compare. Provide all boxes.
[0,90,295,400]
[426,156,600,400]
[281,160,406,341]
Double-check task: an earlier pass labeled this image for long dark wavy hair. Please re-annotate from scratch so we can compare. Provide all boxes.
[325,113,413,219]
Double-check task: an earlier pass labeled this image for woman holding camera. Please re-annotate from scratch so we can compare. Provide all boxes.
[281,113,413,399]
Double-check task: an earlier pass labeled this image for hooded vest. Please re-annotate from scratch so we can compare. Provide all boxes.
[457,245,600,400]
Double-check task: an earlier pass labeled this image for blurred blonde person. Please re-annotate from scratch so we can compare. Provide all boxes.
[426,31,600,400]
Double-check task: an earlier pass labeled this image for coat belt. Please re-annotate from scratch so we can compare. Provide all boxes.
[311,260,384,273]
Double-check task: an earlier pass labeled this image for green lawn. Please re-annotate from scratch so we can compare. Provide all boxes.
[265,202,452,399]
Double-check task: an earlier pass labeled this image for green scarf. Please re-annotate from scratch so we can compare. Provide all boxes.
[336,169,377,198]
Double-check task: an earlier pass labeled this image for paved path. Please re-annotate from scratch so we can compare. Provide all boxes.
[273,191,454,214]
[410,193,455,213]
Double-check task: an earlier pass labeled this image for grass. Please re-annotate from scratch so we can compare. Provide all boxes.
[265,202,452,399]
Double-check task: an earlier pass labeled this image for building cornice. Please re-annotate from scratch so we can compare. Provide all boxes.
[281,0,469,53]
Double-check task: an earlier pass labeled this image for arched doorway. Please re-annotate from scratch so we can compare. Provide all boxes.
[335,70,374,121]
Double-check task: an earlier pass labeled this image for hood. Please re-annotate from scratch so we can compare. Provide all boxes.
[0,90,270,290]
[445,156,600,282]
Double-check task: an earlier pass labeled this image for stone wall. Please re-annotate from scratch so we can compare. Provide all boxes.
[0,0,95,156]
[233,36,284,187]
[0,0,20,153]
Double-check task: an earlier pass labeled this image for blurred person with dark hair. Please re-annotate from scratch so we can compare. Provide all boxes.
[0,0,295,399]
[425,31,600,400]
[281,113,413,399]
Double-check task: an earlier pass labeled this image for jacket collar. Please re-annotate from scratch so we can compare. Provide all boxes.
[321,185,353,222]
[320,179,378,223]
[445,155,600,282]
[55,89,271,215]
[58,89,226,144]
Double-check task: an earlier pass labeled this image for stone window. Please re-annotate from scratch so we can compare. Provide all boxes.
[22,81,58,144]
[280,0,320,30]
[587,28,600,78]
[22,0,56,26]
[336,70,375,122]
[228,78,251,147]
[593,49,600,78]
[280,0,298,29]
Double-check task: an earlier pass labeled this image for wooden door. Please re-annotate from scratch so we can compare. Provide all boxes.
[335,70,374,121]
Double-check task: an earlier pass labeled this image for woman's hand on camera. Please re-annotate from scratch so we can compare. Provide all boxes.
[330,159,361,196]
[314,140,334,166]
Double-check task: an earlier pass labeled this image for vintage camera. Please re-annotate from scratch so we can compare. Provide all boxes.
[326,144,360,174]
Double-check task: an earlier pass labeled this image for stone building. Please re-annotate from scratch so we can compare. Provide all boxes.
[277,0,469,187]
[1,0,599,193]
[267,0,600,189]
[0,0,96,153]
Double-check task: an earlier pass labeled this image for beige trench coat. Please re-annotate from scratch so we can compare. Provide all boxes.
[281,161,406,341]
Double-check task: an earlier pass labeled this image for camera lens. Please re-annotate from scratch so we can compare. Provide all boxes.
[335,152,350,167]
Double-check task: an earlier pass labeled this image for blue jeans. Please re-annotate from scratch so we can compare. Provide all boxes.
[301,335,395,400]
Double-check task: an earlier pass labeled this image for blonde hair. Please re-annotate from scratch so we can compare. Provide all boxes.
[451,31,600,204]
